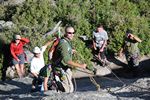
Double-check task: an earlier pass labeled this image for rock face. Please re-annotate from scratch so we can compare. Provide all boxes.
[0,20,14,31]
[0,76,150,100]
[0,55,149,100]
[0,0,25,5]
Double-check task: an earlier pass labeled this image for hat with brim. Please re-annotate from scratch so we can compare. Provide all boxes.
[33,46,41,53]
[14,35,21,40]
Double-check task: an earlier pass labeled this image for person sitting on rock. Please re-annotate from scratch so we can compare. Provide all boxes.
[30,39,53,91]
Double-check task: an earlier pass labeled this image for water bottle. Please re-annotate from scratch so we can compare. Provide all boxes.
[60,68,65,81]
[40,82,44,95]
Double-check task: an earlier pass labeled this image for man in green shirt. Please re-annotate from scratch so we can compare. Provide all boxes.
[41,26,87,92]
[119,29,142,71]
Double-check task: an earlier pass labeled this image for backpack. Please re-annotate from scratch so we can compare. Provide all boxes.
[48,38,60,60]
[39,64,65,92]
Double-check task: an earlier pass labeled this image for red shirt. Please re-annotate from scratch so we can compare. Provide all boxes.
[10,38,30,61]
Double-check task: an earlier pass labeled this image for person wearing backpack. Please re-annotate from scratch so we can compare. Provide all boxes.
[49,26,87,93]
[119,29,142,75]
[30,39,53,91]
[10,34,30,78]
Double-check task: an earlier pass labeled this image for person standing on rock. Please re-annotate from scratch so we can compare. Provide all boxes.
[30,39,53,91]
[92,24,110,66]
[119,29,142,74]
[49,26,87,93]
[10,34,30,78]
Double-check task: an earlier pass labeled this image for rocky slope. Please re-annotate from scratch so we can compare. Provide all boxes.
[0,56,150,100]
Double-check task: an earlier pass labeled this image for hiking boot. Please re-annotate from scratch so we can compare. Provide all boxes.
[31,86,36,92]
[31,88,36,93]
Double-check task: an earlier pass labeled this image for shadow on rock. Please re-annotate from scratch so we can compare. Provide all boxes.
[114,91,150,100]
[0,78,48,99]
[74,76,133,91]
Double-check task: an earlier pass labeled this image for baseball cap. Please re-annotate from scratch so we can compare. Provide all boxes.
[14,35,21,40]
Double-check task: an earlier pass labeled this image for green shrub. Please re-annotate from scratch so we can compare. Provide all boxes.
[0,0,150,79]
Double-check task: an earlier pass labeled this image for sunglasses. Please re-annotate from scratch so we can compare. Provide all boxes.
[67,32,75,34]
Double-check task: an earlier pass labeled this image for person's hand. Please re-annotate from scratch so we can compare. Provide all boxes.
[94,46,97,50]
[100,48,104,52]
[128,33,134,38]
[72,49,77,54]
[81,64,87,69]
[119,53,123,58]
[17,59,20,62]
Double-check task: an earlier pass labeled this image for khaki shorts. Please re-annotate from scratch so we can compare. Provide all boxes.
[61,68,74,93]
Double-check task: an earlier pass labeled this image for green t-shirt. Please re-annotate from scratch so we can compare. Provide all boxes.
[54,37,72,67]
[39,64,52,77]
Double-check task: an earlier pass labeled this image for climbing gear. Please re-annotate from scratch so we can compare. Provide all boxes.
[43,21,62,38]
[75,68,100,91]
[48,38,60,60]
[76,65,150,92]
[89,76,100,91]
[72,52,100,91]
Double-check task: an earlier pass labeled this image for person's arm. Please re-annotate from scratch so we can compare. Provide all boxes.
[10,43,19,61]
[100,40,107,51]
[129,34,142,43]
[67,60,86,69]
[93,40,96,50]
[119,48,124,57]
[20,38,30,45]
[43,77,49,92]
[41,39,54,53]
[43,39,54,47]
[92,32,97,50]
[31,72,38,78]
[60,41,87,69]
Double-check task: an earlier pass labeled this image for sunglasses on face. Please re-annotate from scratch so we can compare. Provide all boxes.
[67,32,75,34]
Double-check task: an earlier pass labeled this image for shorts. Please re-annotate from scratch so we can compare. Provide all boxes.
[32,76,42,86]
[61,68,73,93]
[125,53,140,68]
[12,53,25,65]
[95,47,106,59]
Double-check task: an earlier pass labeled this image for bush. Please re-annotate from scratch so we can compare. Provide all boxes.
[0,0,150,79]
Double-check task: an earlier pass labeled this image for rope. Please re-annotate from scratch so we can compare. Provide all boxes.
[89,76,100,91]
[73,52,101,91]
[76,68,150,92]
[103,65,150,91]
[104,65,125,85]
[75,68,100,91]
[73,77,77,92]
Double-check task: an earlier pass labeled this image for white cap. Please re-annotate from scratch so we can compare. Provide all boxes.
[14,35,21,40]
[33,46,41,53]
